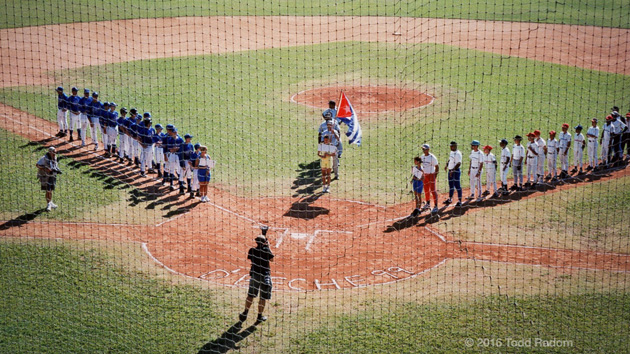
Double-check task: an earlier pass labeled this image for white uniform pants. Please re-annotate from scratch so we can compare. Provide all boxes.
[118,134,127,158]
[69,112,81,131]
[180,161,192,181]
[469,167,482,196]
[601,139,610,165]
[57,109,68,131]
[536,155,545,182]
[131,140,140,160]
[154,147,165,165]
[140,145,154,172]
[80,115,90,144]
[101,125,109,148]
[500,164,509,185]
[526,156,537,182]
[588,139,598,167]
[166,153,181,179]
[106,126,118,148]
[89,118,101,148]
[559,151,569,171]
[192,169,199,191]
[485,168,497,193]
[573,148,583,169]
[547,153,558,177]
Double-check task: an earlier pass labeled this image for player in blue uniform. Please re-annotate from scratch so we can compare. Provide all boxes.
[78,88,92,146]
[137,114,156,177]
[88,92,103,151]
[153,124,167,178]
[127,108,140,166]
[99,102,111,154]
[105,102,119,157]
[66,87,81,142]
[189,143,201,198]
[117,107,128,162]
[180,134,195,195]
[164,126,184,190]
[55,86,69,137]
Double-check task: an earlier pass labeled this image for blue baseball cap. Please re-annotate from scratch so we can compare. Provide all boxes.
[56,86,63,92]
[184,134,193,139]
[574,124,583,130]
[421,144,430,150]
[92,91,99,97]
[71,86,78,92]
[471,140,480,146]
[155,124,163,129]
[110,102,117,107]
[172,127,178,133]
[165,124,174,130]
[143,112,151,118]
[83,88,90,94]
[103,102,110,107]
[194,143,201,149]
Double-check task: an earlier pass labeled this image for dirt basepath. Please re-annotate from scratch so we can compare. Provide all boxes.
[1,16,628,88]
[1,103,629,290]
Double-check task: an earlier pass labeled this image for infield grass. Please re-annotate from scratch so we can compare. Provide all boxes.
[1,0,629,29]
[439,175,630,253]
[1,42,628,204]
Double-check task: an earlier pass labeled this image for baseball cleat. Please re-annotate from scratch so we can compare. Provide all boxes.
[466,195,474,200]
[482,190,490,196]
[431,207,439,214]
[410,208,421,217]
[491,192,499,198]
[256,314,267,323]
[170,185,176,191]
[45,202,52,211]
[140,172,146,177]
[455,201,462,207]
[49,202,58,209]
[421,202,430,211]
[239,312,248,322]
[443,198,452,206]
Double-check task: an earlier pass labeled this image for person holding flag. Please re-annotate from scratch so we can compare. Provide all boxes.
[336,92,363,147]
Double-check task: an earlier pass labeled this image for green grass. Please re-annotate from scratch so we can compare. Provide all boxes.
[0,240,229,353]
[0,129,125,221]
[2,42,628,203]
[1,0,629,29]
[293,294,630,353]
[440,175,630,253]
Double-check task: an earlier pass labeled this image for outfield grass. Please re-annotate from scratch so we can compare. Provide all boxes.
[292,293,630,353]
[0,239,229,353]
[1,43,628,203]
[439,175,630,253]
[1,0,629,29]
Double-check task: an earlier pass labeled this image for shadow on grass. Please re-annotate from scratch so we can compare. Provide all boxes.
[290,160,322,197]
[198,322,258,354]
[0,209,47,230]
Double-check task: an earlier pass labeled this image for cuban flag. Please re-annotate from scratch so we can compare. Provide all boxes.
[337,92,362,146]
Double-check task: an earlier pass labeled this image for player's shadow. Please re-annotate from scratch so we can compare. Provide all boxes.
[284,193,329,220]
[198,322,258,354]
[0,209,47,230]
[291,160,322,197]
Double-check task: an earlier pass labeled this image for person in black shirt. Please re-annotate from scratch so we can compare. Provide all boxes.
[239,227,274,323]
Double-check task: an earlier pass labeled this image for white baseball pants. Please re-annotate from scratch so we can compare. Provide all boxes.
[69,112,81,131]
[559,151,569,171]
[485,168,497,193]
[547,153,558,177]
[588,139,598,167]
[573,148,583,169]
[469,167,482,196]
[140,145,154,172]
[57,109,68,131]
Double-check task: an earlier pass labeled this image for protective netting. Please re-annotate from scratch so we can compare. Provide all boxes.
[1,1,630,353]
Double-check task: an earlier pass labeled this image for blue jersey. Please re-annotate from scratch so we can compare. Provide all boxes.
[154,132,168,146]
[107,111,118,128]
[89,100,103,119]
[99,106,110,125]
[67,95,81,113]
[180,142,194,161]
[79,96,92,113]
[57,93,69,110]
[190,151,200,165]
[137,126,156,145]
[164,135,183,153]
[117,115,127,133]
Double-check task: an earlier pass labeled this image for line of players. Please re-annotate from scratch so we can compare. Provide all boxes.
[54,86,214,202]
[410,108,629,215]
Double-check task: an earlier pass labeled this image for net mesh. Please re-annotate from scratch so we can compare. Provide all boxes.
[1,1,630,353]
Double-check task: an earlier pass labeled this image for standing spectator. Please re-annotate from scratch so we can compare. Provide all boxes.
[467,140,484,200]
[239,227,274,324]
[546,131,559,180]
[498,139,511,193]
[571,125,585,174]
[525,132,539,187]
[420,144,439,213]
[510,135,525,191]
[36,147,62,211]
[444,141,463,206]
[558,123,572,178]
[194,145,214,202]
[586,119,600,171]
[482,145,498,197]
[317,135,337,193]
[410,156,424,216]
[55,86,69,137]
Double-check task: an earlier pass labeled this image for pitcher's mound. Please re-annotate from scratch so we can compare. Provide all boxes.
[291,86,434,114]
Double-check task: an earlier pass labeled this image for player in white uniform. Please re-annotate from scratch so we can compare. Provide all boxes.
[498,139,510,193]
[510,135,525,191]
[534,130,545,183]
[546,131,559,180]
[482,145,498,197]
[467,140,484,201]
[586,118,600,171]
[318,135,337,192]
[571,125,585,174]
[420,144,439,213]
[558,123,572,178]
[525,132,539,187]
[600,116,613,169]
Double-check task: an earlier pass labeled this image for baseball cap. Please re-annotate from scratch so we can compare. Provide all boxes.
[56,86,63,92]
[549,130,556,135]
[165,124,174,130]
[421,144,430,150]
[143,112,151,118]
[103,102,110,107]
[172,127,178,133]
[533,130,541,135]
[110,102,117,107]
[328,100,336,105]
[471,140,480,146]
[574,124,583,130]
[561,123,569,128]
[120,107,128,114]
[449,141,457,146]
[626,112,630,118]
[130,108,137,114]
[499,139,508,145]
[255,235,267,244]
[154,124,163,129]
[194,143,201,149]
[322,109,333,119]
[48,146,56,152]
[612,106,620,112]
[83,88,90,94]
[92,91,99,98]
[184,134,193,139]
[514,135,523,140]
[71,86,78,92]
[606,115,614,121]
[483,145,493,151]
[526,132,535,137]
[591,118,598,123]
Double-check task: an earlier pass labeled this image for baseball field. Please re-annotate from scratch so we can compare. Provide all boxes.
[1,1,630,353]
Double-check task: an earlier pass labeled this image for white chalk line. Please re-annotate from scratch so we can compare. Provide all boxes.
[424,226,448,243]
[466,258,630,274]
[455,240,630,258]
[355,216,407,228]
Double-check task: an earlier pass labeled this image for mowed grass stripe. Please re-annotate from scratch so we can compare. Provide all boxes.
[1,0,629,29]
[1,42,629,203]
